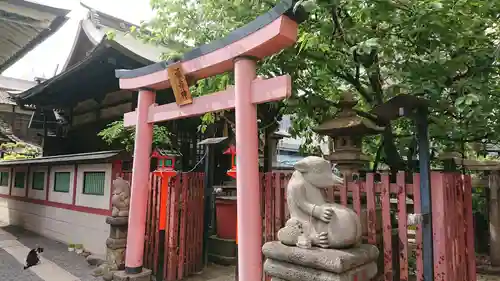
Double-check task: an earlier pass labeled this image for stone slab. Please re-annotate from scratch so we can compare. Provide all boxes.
[107,237,127,249]
[113,269,152,281]
[86,254,106,266]
[106,216,129,226]
[109,226,128,239]
[264,258,377,281]
[208,253,237,265]
[262,241,379,274]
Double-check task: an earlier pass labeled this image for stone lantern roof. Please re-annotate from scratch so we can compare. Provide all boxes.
[314,92,384,137]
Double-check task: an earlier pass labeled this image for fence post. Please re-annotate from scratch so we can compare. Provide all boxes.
[464,175,477,281]
[489,172,500,266]
[431,172,448,280]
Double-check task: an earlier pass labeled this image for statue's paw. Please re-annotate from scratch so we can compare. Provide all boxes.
[316,232,329,248]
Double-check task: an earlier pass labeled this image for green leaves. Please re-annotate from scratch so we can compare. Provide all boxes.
[98,120,171,152]
[127,0,500,167]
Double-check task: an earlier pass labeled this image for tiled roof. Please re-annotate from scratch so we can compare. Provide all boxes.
[0,1,69,71]
[0,150,123,166]
[0,90,16,105]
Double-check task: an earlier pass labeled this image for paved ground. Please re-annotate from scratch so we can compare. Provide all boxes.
[0,247,44,281]
[182,264,235,281]
[479,275,500,281]
[0,225,100,281]
[1,224,498,281]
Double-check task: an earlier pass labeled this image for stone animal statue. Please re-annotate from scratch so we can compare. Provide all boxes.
[277,156,362,249]
[111,176,130,217]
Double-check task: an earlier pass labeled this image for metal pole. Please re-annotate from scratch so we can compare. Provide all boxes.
[416,107,434,281]
[202,145,214,265]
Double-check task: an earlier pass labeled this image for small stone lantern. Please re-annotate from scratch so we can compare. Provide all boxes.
[314,92,384,179]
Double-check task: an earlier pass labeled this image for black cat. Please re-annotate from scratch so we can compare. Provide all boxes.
[24,246,44,270]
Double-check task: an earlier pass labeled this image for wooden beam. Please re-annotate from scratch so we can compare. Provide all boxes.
[124,75,291,127]
[117,16,297,90]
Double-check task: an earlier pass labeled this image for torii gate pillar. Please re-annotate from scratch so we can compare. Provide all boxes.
[114,2,306,280]
[233,57,261,280]
[124,89,156,273]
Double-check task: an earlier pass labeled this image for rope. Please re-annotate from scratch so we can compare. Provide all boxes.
[186,151,208,172]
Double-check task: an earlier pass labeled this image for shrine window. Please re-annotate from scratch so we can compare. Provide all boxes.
[54,172,71,193]
[14,172,26,188]
[0,171,9,186]
[83,172,105,196]
[32,172,45,190]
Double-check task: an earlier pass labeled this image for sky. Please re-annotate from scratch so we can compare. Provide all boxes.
[2,0,155,80]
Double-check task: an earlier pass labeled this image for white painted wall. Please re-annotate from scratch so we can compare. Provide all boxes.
[75,163,112,210]
[0,197,109,255]
[48,165,74,204]
[0,162,118,255]
[0,167,11,195]
[27,166,48,200]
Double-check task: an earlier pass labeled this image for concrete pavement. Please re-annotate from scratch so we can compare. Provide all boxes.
[0,225,100,281]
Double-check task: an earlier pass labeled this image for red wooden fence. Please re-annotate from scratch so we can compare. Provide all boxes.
[261,171,476,281]
[143,172,205,281]
[431,173,476,281]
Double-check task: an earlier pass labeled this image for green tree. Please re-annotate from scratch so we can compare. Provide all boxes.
[98,120,172,152]
[133,0,500,170]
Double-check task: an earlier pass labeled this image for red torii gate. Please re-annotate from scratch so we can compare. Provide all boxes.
[114,2,307,280]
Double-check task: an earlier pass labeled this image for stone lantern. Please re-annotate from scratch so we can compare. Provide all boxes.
[314,92,384,179]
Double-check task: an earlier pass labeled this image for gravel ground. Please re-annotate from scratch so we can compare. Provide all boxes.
[1,225,100,281]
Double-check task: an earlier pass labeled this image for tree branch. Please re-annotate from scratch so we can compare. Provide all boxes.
[355,63,360,82]
[332,69,373,103]
[372,141,383,172]
[303,50,373,103]
[330,4,350,45]
[365,53,384,104]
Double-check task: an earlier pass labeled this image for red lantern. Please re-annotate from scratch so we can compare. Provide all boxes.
[151,149,179,230]
[223,145,237,179]
[222,145,238,244]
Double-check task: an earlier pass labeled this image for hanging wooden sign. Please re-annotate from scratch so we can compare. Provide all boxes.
[167,63,193,106]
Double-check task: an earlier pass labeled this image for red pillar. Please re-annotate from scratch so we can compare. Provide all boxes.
[234,57,261,281]
[125,89,155,273]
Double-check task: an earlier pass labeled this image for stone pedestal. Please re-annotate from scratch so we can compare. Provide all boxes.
[93,216,129,281]
[113,269,152,281]
[262,242,379,281]
[92,177,131,281]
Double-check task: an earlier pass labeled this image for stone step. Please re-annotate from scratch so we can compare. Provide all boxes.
[208,253,237,266]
